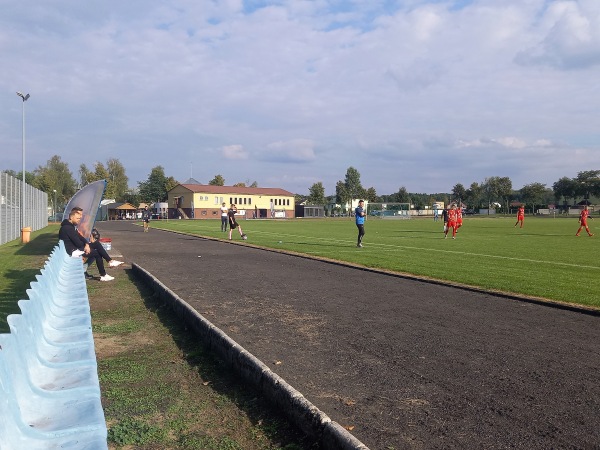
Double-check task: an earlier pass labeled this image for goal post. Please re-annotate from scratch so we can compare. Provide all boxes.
[367,203,411,219]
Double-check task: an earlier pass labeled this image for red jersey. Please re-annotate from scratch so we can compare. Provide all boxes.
[517,207,524,218]
[456,209,463,221]
[447,208,457,225]
[580,209,589,224]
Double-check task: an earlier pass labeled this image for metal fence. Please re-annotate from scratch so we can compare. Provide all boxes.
[0,172,48,246]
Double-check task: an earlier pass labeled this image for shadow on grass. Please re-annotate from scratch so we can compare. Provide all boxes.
[126,270,318,450]
[0,229,59,333]
[0,268,40,333]
[15,229,59,255]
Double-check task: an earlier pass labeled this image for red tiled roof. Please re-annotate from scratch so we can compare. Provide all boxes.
[176,184,295,197]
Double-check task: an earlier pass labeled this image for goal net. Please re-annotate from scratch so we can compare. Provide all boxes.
[367,203,411,219]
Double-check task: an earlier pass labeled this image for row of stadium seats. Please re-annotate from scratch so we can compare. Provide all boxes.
[0,240,108,449]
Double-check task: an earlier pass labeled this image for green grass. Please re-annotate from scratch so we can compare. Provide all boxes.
[0,227,60,333]
[147,215,600,308]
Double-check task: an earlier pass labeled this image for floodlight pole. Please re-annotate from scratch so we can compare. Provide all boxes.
[53,189,57,219]
[17,91,30,237]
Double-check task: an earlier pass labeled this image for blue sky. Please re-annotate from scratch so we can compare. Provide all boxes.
[2,0,599,196]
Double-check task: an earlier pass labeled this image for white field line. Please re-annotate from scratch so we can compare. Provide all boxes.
[248,230,600,271]
[170,225,600,271]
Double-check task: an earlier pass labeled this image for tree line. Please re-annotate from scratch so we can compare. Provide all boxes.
[303,167,600,213]
[2,155,260,212]
[4,156,599,213]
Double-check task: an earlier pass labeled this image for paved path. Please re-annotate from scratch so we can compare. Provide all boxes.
[98,221,600,449]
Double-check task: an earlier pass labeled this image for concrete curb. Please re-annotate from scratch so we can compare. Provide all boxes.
[132,263,370,450]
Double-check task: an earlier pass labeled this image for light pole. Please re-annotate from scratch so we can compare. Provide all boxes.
[53,189,57,220]
[17,91,30,238]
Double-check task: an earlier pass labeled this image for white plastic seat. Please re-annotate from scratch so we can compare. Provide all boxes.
[0,335,107,449]
[7,314,96,366]
[0,334,100,397]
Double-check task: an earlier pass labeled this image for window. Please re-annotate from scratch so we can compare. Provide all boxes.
[249,198,252,205]
[214,197,219,205]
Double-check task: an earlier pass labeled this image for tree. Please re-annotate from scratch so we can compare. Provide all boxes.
[343,167,365,200]
[452,183,466,204]
[393,186,410,203]
[12,170,36,186]
[233,182,246,187]
[122,190,141,207]
[307,182,326,205]
[165,176,179,193]
[481,176,512,212]
[107,158,129,202]
[33,155,77,209]
[295,194,307,205]
[574,170,600,200]
[138,166,170,203]
[365,187,379,202]
[465,182,482,210]
[552,177,577,208]
[78,164,95,187]
[496,177,513,212]
[520,182,547,212]
[209,175,225,186]
[335,180,349,214]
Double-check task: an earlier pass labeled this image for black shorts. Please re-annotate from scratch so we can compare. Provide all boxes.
[230,220,239,228]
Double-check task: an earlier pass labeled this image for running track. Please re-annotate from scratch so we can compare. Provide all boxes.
[98,221,600,449]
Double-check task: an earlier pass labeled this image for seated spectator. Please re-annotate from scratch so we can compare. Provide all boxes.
[85,228,123,278]
[58,207,118,282]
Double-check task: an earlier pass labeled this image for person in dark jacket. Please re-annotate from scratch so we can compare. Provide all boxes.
[59,207,114,281]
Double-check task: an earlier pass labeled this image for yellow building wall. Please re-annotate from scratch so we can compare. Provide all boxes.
[168,187,295,219]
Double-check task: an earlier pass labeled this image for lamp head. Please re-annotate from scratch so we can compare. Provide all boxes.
[16,92,30,101]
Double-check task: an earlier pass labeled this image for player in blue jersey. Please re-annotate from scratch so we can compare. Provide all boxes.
[355,199,366,248]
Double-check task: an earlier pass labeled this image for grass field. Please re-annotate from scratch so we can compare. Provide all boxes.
[147,215,599,308]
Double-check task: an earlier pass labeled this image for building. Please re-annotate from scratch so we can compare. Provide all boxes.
[167,184,296,219]
[295,203,326,218]
[97,201,137,220]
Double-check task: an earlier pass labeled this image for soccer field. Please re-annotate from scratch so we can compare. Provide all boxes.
[149,215,599,308]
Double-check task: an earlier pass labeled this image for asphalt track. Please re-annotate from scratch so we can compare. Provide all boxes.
[97,220,600,449]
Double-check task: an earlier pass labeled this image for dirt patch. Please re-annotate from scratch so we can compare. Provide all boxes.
[88,268,315,450]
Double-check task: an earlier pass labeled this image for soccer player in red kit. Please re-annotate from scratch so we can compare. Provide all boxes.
[455,206,463,233]
[444,204,458,239]
[576,205,594,237]
[514,205,525,228]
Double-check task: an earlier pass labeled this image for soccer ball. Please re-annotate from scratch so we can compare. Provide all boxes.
[242,234,248,240]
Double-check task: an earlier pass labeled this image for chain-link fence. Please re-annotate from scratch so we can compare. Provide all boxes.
[0,172,48,245]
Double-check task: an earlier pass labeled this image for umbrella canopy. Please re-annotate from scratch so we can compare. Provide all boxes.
[63,180,107,241]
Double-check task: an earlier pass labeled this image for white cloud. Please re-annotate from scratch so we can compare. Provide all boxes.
[222,144,248,160]
[515,0,600,69]
[259,139,317,163]
[0,0,599,196]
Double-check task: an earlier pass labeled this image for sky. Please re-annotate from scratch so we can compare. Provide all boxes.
[1,0,600,196]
